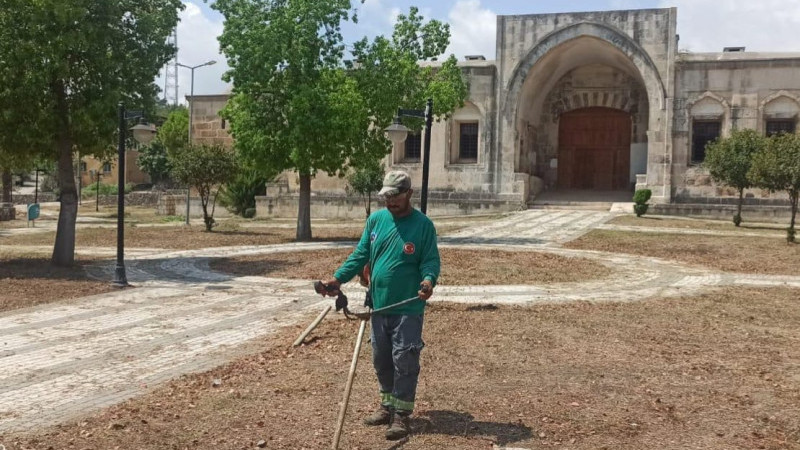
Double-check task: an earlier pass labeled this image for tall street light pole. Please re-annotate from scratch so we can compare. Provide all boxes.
[177,60,217,225]
[384,98,434,214]
[114,103,157,288]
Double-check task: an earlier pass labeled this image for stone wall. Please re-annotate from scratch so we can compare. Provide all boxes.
[10,193,57,205]
[0,203,14,221]
[157,194,233,218]
[255,191,523,220]
[188,95,234,148]
[653,203,794,223]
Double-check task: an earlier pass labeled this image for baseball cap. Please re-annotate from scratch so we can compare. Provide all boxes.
[378,170,412,197]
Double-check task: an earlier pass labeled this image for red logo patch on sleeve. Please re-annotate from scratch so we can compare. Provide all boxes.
[403,242,415,254]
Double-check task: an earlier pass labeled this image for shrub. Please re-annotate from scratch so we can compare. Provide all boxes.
[218,169,268,218]
[81,182,133,198]
[633,188,652,217]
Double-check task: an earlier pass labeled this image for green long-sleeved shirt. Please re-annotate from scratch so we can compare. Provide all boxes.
[334,208,440,315]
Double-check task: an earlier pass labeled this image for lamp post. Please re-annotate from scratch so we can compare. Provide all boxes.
[177,60,217,225]
[114,102,156,288]
[384,98,434,214]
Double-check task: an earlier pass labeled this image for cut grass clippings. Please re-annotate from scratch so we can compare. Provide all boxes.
[207,247,611,285]
[0,257,113,312]
[610,215,788,235]
[0,225,364,250]
[564,229,800,276]
[2,287,799,449]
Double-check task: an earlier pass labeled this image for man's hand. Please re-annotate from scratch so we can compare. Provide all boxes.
[418,280,433,301]
[319,279,341,297]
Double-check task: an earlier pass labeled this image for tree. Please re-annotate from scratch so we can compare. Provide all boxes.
[137,140,173,186]
[704,128,766,226]
[748,132,800,243]
[158,108,189,155]
[214,0,468,240]
[0,0,182,265]
[170,144,238,231]
[347,160,385,218]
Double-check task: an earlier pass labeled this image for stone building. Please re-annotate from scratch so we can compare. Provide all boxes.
[193,7,800,219]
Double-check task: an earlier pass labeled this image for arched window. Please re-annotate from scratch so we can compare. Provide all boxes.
[762,95,799,137]
[689,96,725,163]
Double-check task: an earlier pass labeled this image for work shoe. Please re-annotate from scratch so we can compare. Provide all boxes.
[385,411,410,440]
[363,406,392,426]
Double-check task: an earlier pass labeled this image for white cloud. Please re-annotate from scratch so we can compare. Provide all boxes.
[155,1,230,104]
[446,0,496,60]
[661,0,800,52]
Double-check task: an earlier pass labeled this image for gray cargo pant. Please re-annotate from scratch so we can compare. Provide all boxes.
[370,313,425,413]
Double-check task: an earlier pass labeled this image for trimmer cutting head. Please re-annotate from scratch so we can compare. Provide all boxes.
[314,281,372,320]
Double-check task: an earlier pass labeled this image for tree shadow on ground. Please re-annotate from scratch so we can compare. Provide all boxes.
[406,410,533,447]
[0,258,97,281]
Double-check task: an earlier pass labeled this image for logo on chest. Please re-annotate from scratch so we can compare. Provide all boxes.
[370,231,377,242]
[403,242,416,255]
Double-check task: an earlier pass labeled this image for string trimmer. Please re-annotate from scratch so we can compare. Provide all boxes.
[313,281,421,449]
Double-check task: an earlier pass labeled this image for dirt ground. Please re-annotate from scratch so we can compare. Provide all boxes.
[0,225,364,249]
[208,248,610,286]
[0,223,466,250]
[2,287,798,450]
[564,230,800,275]
[0,257,114,312]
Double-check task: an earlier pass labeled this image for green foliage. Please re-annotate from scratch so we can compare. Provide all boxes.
[81,182,133,198]
[633,189,652,217]
[748,132,800,243]
[219,169,268,217]
[0,0,183,265]
[161,215,185,223]
[137,140,173,185]
[633,189,652,205]
[169,144,238,231]
[158,108,189,155]
[347,161,385,217]
[704,128,766,226]
[213,0,468,239]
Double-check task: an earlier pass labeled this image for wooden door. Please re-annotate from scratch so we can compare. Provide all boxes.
[558,107,631,190]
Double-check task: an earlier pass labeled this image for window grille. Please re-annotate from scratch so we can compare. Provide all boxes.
[459,122,479,161]
[691,120,721,163]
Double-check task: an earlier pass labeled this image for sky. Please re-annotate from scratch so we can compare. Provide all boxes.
[156,0,800,104]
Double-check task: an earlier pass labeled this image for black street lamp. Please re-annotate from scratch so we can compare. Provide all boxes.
[384,98,434,214]
[114,102,156,288]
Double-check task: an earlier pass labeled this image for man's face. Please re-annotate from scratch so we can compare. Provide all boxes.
[384,188,413,217]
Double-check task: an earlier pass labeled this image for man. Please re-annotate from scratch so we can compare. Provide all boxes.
[322,170,440,440]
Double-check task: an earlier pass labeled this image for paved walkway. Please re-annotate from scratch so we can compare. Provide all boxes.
[1,209,799,433]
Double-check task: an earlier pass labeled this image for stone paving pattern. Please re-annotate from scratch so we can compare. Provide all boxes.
[1,209,799,432]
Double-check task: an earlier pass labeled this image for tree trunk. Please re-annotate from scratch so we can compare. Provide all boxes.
[789,189,798,242]
[200,187,213,231]
[52,81,77,267]
[736,188,744,227]
[296,173,312,241]
[1,168,11,203]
